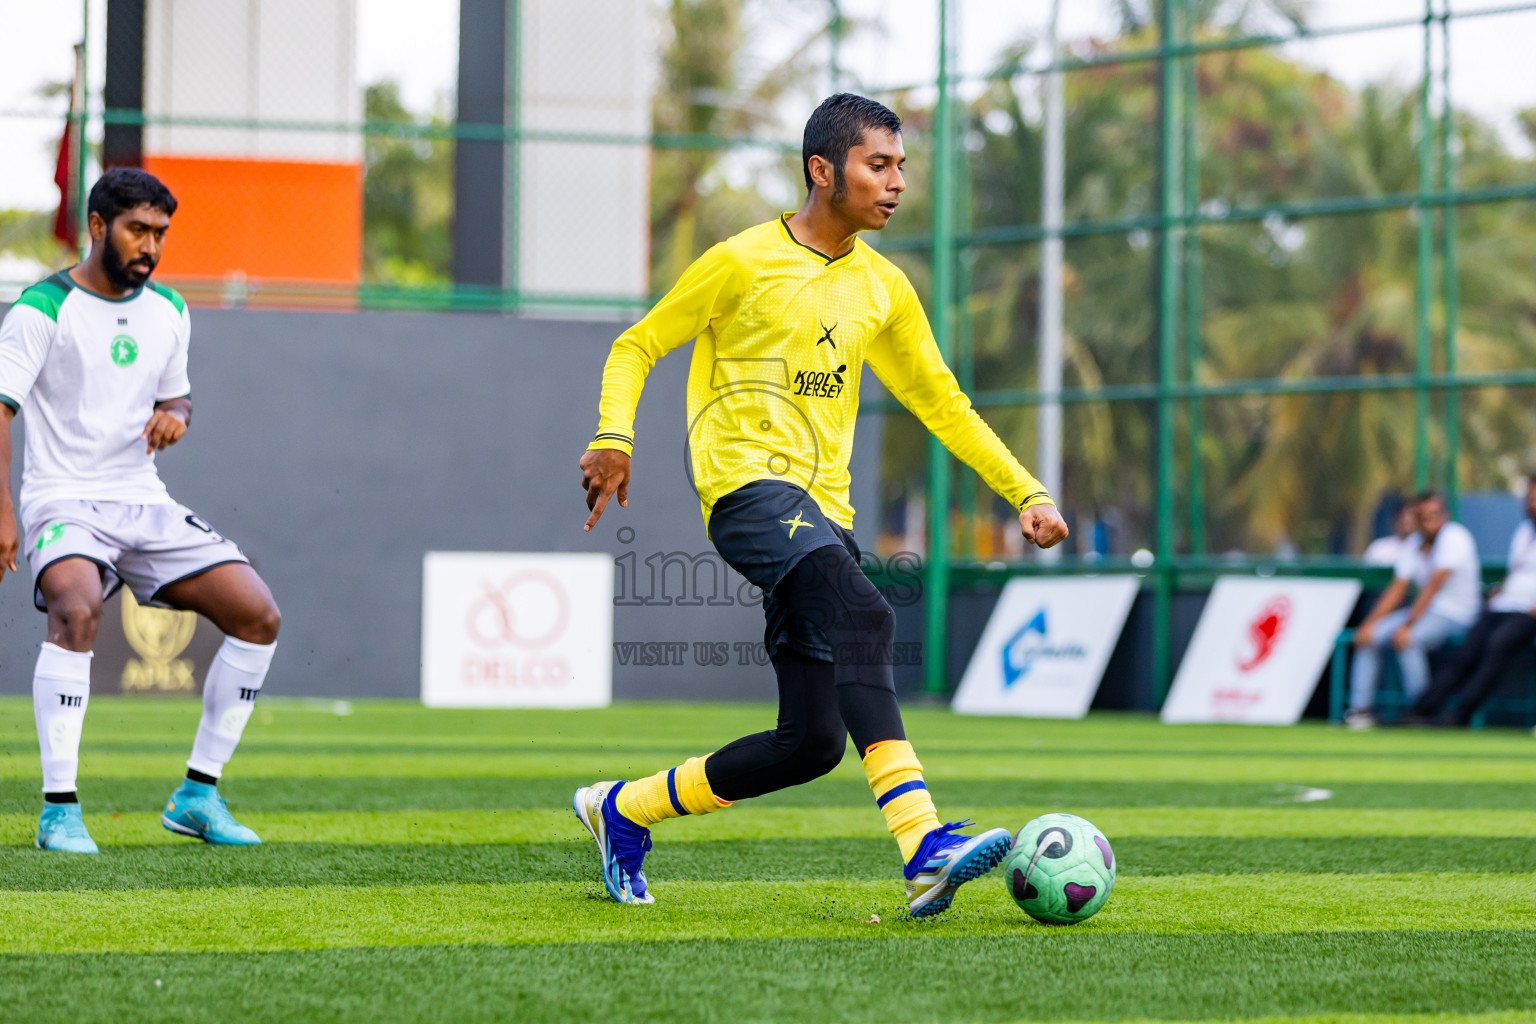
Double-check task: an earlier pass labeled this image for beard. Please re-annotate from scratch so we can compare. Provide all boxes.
[101,237,156,291]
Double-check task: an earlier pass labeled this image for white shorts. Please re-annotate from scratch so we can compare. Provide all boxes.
[24,499,249,612]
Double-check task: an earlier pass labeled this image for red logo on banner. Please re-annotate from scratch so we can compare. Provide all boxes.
[466,572,571,650]
[1236,596,1291,672]
[1211,688,1264,710]
[461,572,573,689]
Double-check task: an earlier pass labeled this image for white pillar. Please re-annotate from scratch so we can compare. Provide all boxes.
[1037,0,1065,561]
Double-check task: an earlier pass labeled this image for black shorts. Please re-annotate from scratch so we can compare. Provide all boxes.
[708,480,859,661]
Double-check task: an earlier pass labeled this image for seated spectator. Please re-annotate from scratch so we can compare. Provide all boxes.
[1402,478,1536,726]
[1347,491,1481,729]
[1364,504,1417,566]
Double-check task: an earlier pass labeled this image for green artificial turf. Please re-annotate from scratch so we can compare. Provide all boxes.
[3,934,1536,1023]
[3,835,1535,892]
[2,697,1534,1022]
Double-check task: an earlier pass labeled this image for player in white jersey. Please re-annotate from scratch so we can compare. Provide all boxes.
[0,169,281,853]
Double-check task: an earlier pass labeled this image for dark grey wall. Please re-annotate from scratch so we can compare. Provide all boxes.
[0,307,883,700]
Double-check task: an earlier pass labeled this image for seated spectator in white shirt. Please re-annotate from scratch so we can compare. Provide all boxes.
[1364,505,1418,567]
[1403,478,1536,726]
[1347,491,1481,728]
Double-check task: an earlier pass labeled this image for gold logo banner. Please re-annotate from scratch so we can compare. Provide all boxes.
[120,590,198,694]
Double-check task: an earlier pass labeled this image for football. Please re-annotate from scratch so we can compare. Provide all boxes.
[1004,813,1116,925]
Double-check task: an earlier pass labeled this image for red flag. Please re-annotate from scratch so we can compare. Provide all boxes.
[53,108,75,247]
[54,46,82,249]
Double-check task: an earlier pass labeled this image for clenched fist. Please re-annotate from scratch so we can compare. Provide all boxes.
[1019,503,1069,549]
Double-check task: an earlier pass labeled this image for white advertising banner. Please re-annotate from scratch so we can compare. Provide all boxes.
[421,552,614,709]
[1160,576,1362,725]
[952,576,1140,718]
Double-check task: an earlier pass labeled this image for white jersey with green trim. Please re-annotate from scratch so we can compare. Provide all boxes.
[0,271,191,516]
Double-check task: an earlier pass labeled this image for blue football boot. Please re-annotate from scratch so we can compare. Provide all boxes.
[36,802,99,854]
[905,819,1012,918]
[573,780,654,904]
[161,779,262,845]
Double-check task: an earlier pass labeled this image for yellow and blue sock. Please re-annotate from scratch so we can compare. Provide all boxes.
[862,739,941,862]
[614,755,731,827]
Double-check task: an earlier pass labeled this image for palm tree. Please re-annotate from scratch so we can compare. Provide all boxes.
[881,13,1536,557]
[649,0,852,290]
[1197,77,1536,553]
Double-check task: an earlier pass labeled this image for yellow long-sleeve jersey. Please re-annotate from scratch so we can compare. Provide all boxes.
[589,214,1052,530]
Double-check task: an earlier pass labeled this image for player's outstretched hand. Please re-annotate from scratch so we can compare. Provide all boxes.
[0,504,16,583]
[1019,503,1069,549]
[141,408,188,454]
[580,448,631,532]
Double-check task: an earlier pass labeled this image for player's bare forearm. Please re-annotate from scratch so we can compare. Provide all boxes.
[1019,503,1069,549]
[580,448,631,532]
[143,397,191,453]
[0,405,16,579]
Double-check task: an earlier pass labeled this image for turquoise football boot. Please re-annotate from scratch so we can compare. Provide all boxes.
[36,802,99,854]
[905,819,1012,918]
[161,779,261,845]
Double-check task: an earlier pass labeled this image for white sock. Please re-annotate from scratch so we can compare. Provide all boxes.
[187,637,276,779]
[33,643,93,794]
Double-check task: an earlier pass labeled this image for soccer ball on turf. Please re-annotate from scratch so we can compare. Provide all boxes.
[1003,812,1115,925]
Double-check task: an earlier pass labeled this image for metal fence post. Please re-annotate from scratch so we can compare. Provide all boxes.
[923,0,957,696]
[956,149,976,557]
[76,1,91,263]
[828,0,844,94]
[1413,0,1435,490]
[1182,15,1205,555]
[506,0,523,312]
[1037,0,1066,566]
[1440,2,1461,515]
[1153,0,1182,702]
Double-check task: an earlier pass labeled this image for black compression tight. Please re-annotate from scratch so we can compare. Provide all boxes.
[705,545,905,803]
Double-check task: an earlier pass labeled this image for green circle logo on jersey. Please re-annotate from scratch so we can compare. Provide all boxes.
[36,523,65,549]
[110,334,138,367]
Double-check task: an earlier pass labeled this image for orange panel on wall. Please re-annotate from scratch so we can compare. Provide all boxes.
[143,156,362,283]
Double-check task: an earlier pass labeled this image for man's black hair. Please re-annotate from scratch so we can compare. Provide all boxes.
[802,93,903,196]
[1413,489,1444,506]
[87,167,177,227]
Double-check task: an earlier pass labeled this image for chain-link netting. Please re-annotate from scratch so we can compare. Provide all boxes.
[1,0,1534,590]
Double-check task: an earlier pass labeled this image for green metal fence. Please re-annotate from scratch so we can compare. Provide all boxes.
[3,1,1535,698]
[902,0,1536,696]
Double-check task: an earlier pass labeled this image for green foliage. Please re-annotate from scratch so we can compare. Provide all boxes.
[649,0,844,290]
[881,26,1536,554]
[362,81,453,287]
[0,208,69,268]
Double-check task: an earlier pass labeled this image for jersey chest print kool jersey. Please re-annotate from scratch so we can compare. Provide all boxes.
[590,214,1051,530]
[685,221,887,527]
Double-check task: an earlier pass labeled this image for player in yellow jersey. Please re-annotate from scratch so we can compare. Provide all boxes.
[573,94,1068,917]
